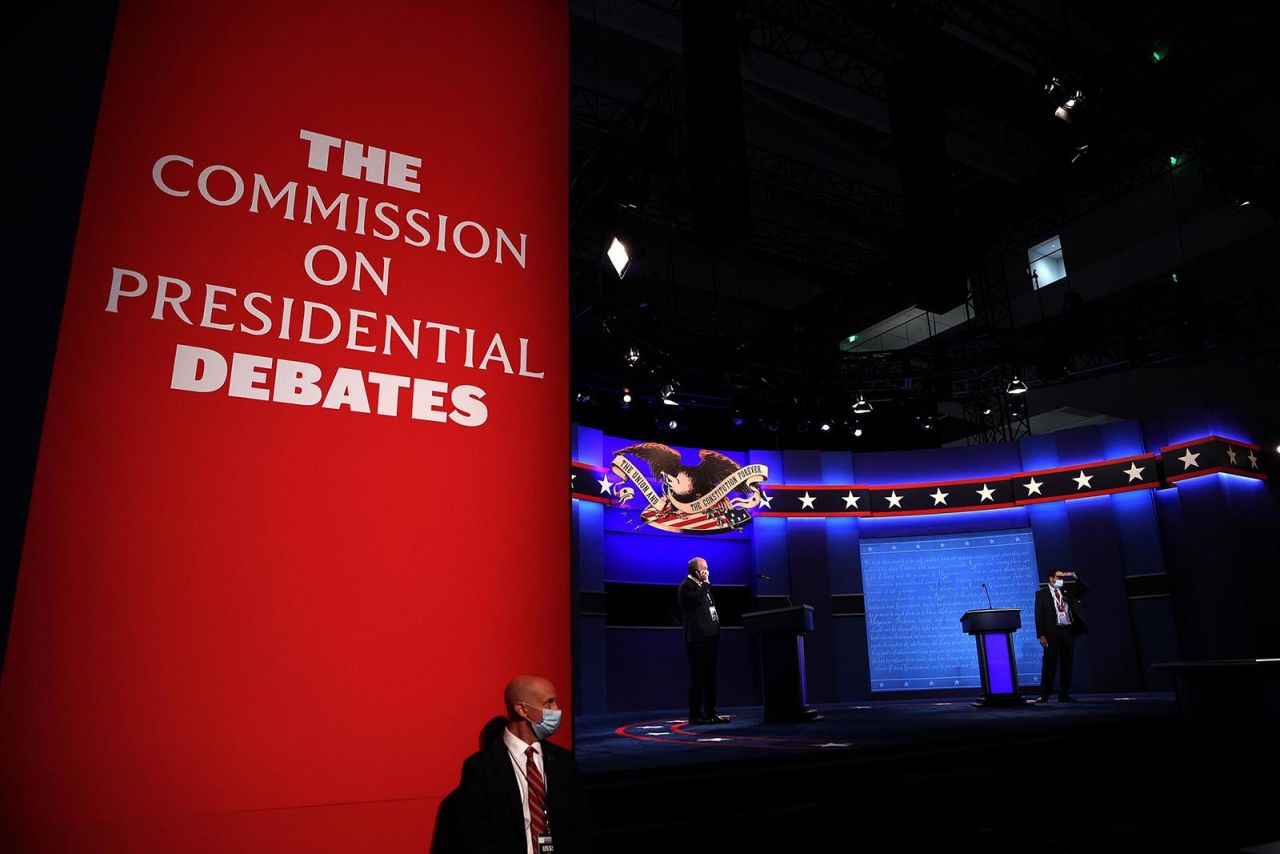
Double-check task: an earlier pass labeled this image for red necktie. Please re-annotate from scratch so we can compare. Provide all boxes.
[526,745,548,845]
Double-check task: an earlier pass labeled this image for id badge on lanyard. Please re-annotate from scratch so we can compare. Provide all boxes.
[536,835,555,853]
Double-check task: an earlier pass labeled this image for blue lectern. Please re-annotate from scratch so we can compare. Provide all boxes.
[960,608,1028,706]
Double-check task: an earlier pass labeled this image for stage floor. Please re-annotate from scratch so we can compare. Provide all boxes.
[575,692,1176,775]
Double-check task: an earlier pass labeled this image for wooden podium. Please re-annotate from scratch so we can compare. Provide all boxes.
[743,605,823,723]
[960,608,1029,706]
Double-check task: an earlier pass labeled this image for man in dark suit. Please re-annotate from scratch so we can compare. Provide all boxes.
[678,556,728,724]
[459,675,592,854]
[1034,568,1090,703]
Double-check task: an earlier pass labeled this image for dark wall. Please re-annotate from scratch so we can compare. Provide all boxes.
[604,628,756,713]
[4,4,118,670]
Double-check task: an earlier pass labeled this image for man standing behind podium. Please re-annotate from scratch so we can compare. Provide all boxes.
[679,557,729,724]
[1034,568,1090,703]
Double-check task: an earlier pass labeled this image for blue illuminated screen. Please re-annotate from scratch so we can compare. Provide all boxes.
[861,528,1042,692]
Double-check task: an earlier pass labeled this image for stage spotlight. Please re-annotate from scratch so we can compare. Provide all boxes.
[852,394,873,414]
[1059,92,1080,122]
[621,388,632,406]
[661,382,680,406]
[854,427,863,437]
[1006,377,1028,395]
[625,346,640,366]
[820,422,831,432]
[1054,90,1084,122]
[607,237,631,278]
[667,419,678,430]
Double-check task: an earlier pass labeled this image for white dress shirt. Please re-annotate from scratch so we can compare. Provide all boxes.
[1052,584,1073,626]
[503,727,546,854]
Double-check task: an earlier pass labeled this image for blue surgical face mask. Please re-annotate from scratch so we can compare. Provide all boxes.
[1053,579,1064,589]
[526,707,562,740]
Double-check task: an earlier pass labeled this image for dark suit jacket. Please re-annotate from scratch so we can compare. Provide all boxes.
[678,577,720,643]
[1034,578,1090,638]
[459,736,592,854]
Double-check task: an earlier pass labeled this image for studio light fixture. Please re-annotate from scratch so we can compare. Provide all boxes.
[820,422,831,432]
[606,236,631,278]
[661,382,680,406]
[852,394,873,414]
[625,346,640,366]
[1054,90,1084,122]
[854,427,864,438]
[667,419,678,430]
[621,388,632,405]
[1006,377,1029,395]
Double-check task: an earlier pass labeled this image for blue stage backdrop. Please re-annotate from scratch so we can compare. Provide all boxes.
[860,528,1042,692]
[571,416,1274,714]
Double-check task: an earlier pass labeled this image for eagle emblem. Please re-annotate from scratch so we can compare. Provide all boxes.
[610,442,769,534]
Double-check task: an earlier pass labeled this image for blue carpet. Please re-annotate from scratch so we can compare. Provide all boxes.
[576,692,1175,774]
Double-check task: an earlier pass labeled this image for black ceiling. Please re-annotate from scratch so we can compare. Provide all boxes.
[567,0,1280,451]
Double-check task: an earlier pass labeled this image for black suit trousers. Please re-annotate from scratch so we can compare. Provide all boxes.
[686,639,719,719]
[1039,625,1075,699]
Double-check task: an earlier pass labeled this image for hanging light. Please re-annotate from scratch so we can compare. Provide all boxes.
[852,394,873,414]
[621,388,632,405]
[1055,90,1084,122]
[1007,377,1029,395]
[661,381,680,406]
[607,237,632,278]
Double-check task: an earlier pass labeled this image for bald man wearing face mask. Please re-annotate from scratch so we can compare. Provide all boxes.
[459,675,593,854]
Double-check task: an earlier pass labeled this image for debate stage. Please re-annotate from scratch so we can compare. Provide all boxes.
[576,694,1279,853]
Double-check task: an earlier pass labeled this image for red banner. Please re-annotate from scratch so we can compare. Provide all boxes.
[1,2,567,849]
